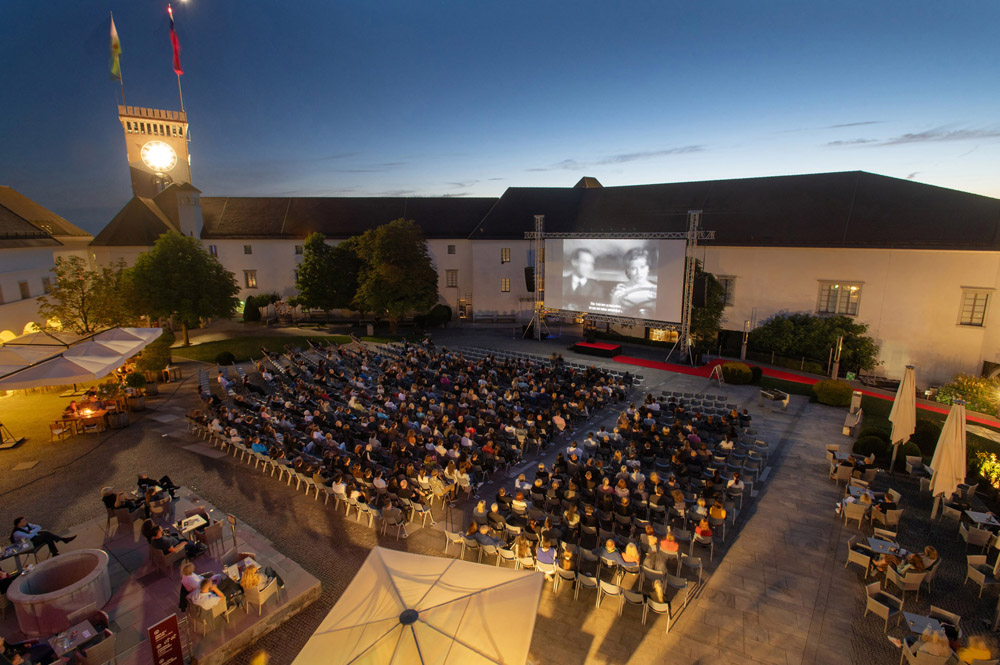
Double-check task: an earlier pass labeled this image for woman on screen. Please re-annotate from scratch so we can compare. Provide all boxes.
[610,247,657,317]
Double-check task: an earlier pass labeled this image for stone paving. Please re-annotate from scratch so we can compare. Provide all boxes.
[3,325,998,664]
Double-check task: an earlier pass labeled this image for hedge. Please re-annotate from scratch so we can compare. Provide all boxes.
[911,419,943,457]
[857,423,891,444]
[749,366,763,384]
[721,362,753,385]
[813,379,853,407]
[853,435,889,460]
[215,351,236,366]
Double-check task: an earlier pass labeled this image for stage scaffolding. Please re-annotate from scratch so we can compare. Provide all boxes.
[524,211,715,357]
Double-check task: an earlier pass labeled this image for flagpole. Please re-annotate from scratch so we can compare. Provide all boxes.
[176,74,184,112]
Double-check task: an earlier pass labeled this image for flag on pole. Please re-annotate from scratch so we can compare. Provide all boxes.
[168,4,183,76]
[110,15,122,81]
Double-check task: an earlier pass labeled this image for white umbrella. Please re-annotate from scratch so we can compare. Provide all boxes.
[888,365,917,473]
[929,399,967,518]
[0,356,119,391]
[293,547,544,665]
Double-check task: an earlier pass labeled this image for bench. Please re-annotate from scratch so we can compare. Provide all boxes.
[842,408,863,436]
[758,389,789,411]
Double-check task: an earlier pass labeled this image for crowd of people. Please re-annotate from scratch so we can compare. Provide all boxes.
[189,339,631,531]
[458,388,756,597]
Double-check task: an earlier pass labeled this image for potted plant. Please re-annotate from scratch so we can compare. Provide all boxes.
[125,372,147,411]
[97,380,129,428]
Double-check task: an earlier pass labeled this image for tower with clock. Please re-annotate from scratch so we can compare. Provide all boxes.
[118,105,192,198]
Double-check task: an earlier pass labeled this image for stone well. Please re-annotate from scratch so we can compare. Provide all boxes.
[6,549,112,637]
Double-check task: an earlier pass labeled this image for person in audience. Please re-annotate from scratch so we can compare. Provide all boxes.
[559,548,576,572]
[727,472,744,491]
[473,500,488,524]
[535,539,556,576]
[708,499,726,521]
[695,518,712,538]
[512,535,533,560]
[660,531,679,555]
[622,542,641,567]
[957,636,992,663]
[601,539,625,568]
[10,517,75,557]
[692,497,708,519]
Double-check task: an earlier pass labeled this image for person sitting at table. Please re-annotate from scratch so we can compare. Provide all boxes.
[0,570,19,595]
[835,489,873,515]
[101,487,141,513]
[240,563,282,593]
[188,577,224,611]
[0,635,58,665]
[181,561,226,597]
[957,636,992,664]
[151,525,203,559]
[914,628,952,657]
[138,473,180,498]
[10,517,75,557]
[919,545,939,569]
[63,400,80,417]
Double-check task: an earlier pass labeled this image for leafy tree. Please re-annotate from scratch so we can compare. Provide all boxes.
[38,256,134,334]
[129,231,240,345]
[355,219,438,332]
[294,233,337,313]
[689,262,727,350]
[748,312,880,374]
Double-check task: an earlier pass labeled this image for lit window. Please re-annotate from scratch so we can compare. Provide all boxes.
[717,276,735,306]
[19,281,31,300]
[447,245,456,255]
[817,281,861,315]
[244,270,258,289]
[501,247,511,264]
[208,245,218,257]
[41,277,51,294]
[446,270,458,288]
[244,245,253,255]
[959,289,991,327]
[500,278,510,293]
[294,245,304,255]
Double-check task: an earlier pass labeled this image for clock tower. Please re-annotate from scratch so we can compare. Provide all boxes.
[118,105,192,198]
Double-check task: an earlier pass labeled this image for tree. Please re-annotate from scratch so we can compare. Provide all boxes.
[689,262,727,350]
[748,312,881,373]
[129,231,240,345]
[354,219,438,332]
[37,256,134,334]
[293,232,362,315]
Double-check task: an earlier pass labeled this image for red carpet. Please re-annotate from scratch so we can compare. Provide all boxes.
[613,355,999,426]
[575,341,621,351]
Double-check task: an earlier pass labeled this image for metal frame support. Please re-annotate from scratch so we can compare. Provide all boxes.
[678,210,702,358]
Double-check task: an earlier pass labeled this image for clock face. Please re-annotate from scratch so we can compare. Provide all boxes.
[140,141,178,173]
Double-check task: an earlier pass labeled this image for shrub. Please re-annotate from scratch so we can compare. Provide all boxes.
[215,351,236,366]
[427,304,452,327]
[125,371,147,389]
[721,362,753,385]
[812,379,853,407]
[911,419,943,457]
[854,435,889,460]
[899,441,922,462]
[937,373,1000,415]
[857,423,891,444]
[749,365,763,384]
[243,295,261,322]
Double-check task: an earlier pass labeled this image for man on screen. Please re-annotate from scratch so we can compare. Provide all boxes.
[563,248,608,311]
[610,247,657,318]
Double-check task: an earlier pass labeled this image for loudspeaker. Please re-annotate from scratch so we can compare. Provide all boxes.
[524,267,535,292]
[692,274,708,308]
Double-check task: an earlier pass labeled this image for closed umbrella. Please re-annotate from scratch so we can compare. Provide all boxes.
[292,546,544,665]
[888,365,917,474]
[929,399,967,519]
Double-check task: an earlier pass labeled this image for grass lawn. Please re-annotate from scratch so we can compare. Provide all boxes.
[171,334,396,364]
[758,376,815,397]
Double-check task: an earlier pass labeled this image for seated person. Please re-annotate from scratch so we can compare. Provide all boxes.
[473,523,501,548]
[101,487,141,513]
[151,525,203,559]
[181,561,226,596]
[63,400,80,417]
[10,517,75,557]
[600,539,625,568]
[138,473,180,498]
[188,577,224,611]
[535,539,557,576]
[240,562,285,592]
[708,500,726,521]
[957,636,992,664]
[0,635,58,665]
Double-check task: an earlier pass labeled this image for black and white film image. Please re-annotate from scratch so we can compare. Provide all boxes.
[560,239,659,318]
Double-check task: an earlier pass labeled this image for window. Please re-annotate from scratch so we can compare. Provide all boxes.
[294,245,304,255]
[244,270,258,289]
[717,276,735,306]
[447,244,456,255]
[208,245,218,257]
[959,289,991,327]
[243,245,253,255]
[446,270,458,288]
[500,278,510,293]
[41,277,51,294]
[817,281,861,315]
[19,281,31,300]
[500,247,511,263]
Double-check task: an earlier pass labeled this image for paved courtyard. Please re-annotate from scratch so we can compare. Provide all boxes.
[1,324,996,664]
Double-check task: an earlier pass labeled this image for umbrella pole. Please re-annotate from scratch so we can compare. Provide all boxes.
[931,495,942,520]
[889,442,899,476]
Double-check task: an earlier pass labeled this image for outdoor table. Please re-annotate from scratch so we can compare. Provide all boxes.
[847,486,884,500]
[903,612,942,635]
[867,537,899,556]
[48,620,97,657]
[61,409,109,434]
[965,511,1000,530]
[0,540,34,573]
[175,514,207,536]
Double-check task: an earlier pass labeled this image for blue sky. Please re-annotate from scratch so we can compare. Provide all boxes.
[2,1,998,234]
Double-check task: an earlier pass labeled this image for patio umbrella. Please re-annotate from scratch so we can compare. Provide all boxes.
[929,399,967,519]
[0,355,119,391]
[887,365,917,473]
[292,547,544,665]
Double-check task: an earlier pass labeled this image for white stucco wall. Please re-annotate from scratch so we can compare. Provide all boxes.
[0,246,56,336]
[701,246,1000,384]
[468,240,535,321]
